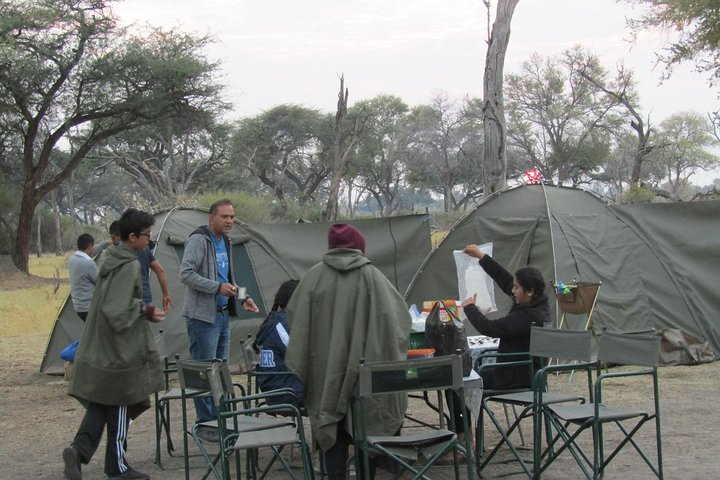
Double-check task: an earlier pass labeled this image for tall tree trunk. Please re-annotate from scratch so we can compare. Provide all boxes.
[51,189,63,255]
[68,172,78,241]
[36,209,42,258]
[323,75,357,221]
[13,183,39,272]
[482,0,520,195]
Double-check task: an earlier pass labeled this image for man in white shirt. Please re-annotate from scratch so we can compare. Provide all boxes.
[68,233,98,322]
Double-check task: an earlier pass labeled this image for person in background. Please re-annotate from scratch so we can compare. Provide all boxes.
[252,279,303,407]
[180,198,259,443]
[68,233,97,322]
[460,244,550,390]
[285,223,410,480]
[91,221,121,258]
[62,208,167,480]
[97,220,172,310]
[137,237,172,310]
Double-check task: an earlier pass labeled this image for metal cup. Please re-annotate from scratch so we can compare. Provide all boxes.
[235,285,247,300]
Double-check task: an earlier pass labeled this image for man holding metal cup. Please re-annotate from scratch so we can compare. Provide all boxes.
[179,198,259,443]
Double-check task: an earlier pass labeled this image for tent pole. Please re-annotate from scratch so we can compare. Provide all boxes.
[540,182,559,329]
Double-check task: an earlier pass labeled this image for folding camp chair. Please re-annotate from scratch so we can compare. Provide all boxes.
[539,331,663,480]
[474,349,534,463]
[477,328,598,478]
[177,358,306,480]
[237,335,310,475]
[154,355,183,469]
[176,357,223,480]
[553,280,602,331]
[352,355,475,480]
[153,334,206,471]
[206,361,315,480]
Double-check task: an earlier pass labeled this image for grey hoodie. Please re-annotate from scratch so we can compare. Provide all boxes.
[180,226,237,323]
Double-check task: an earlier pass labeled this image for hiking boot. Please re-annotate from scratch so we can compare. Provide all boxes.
[195,425,220,443]
[106,467,150,480]
[62,446,82,480]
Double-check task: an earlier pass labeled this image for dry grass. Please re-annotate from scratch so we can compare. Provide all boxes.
[0,253,70,337]
[28,252,70,279]
[0,284,70,337]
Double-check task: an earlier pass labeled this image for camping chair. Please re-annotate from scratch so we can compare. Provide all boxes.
[176,357,225,480]
[153,333,208,471]
[476,328,597,478]
[206,361,315,480]
[352,355,474,480]
[553,280,602,331]
[177,358,302,480]
[538,331,663,480]
[474,348,534,461]
[239,334,311,476]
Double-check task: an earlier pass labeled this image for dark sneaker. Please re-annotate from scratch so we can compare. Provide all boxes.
[62,446,82,480]
[196,425,220,443]
[106,468,150,480]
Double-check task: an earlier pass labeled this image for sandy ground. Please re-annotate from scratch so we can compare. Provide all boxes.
[1,331,719,479]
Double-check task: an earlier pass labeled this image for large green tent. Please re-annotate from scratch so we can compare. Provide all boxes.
[41,209,432,374]
[405,184,720,360]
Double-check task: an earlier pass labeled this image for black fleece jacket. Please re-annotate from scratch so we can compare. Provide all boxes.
[463,254,550,389]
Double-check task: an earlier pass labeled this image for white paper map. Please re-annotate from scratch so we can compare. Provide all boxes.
[453,243,497,313]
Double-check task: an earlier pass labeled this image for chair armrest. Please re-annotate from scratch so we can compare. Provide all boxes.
[594,368,656,402]
[219,399,305,423]
[231,382,246,397]
[250,370,297,378]
[475,351,532,374]
[223,387,300,409]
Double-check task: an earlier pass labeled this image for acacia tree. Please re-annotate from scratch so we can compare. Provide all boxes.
[505,47,623,185]
[230,104,332,214]
[646,112,719,198]
[0,0,224,272]
[349,95,410,217]
[91,118,231,207]
[624,0,720,85]
[406,95,483,212]
[580,63,654,186]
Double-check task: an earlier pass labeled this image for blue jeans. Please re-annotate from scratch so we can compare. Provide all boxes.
[186,311,230,422]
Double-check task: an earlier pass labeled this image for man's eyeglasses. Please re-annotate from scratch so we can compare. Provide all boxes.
[136,232,152,238]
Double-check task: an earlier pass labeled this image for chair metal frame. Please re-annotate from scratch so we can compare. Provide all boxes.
[352,355,475,480]
[154,355,181,469]
[176,357,223,480]
[477,327,598,479]
[473,349,534,464]
[538,331,663,480]
[207,362,315,480]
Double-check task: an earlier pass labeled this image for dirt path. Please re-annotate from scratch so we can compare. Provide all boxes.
[1,333,718,479]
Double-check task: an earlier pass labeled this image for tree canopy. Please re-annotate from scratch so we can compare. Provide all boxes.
[625,0,720,84]
[0,0,225,271]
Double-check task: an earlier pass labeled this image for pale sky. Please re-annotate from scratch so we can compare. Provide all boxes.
[115,0,720,183]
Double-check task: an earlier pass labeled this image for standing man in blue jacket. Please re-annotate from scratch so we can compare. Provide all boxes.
[180,198,259,442]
